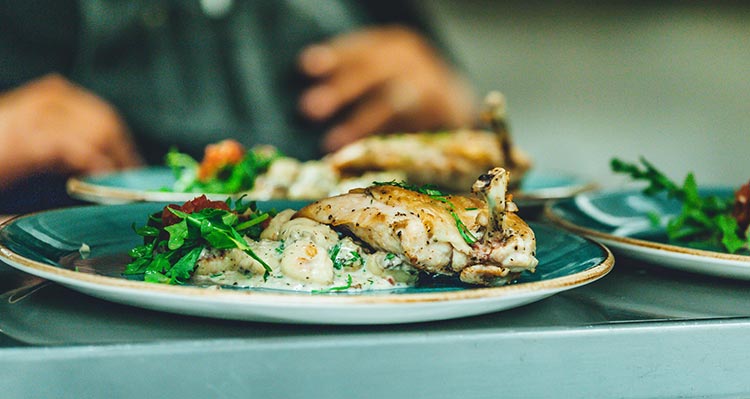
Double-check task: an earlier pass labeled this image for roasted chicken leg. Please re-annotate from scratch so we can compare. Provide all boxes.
[295,167,538,286]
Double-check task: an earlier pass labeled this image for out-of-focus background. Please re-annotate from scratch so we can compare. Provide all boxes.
[417,1,749,187]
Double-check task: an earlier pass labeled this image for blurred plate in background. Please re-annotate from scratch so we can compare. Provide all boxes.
[545,189,750,280]
[67,167,593,206]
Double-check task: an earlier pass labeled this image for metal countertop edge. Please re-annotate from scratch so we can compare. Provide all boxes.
[3,318,750,399]
[1,315,749,357]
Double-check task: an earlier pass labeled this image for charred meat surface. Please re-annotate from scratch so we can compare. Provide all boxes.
[295,167,538,286]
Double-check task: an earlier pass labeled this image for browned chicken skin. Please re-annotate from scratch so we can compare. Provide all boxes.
[325,92,531,192]
[295,167,538,286]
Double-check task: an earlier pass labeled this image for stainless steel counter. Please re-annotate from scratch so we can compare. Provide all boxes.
[3,249,750,398]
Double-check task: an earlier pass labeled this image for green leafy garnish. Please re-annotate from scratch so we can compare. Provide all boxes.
[125,196,272,284]
[373,181,478,245]
[611,157,747,253]
[167,146,281,194]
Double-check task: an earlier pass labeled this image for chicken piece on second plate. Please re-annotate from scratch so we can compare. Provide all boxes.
[325,130,531,193]
[325,92,531,193]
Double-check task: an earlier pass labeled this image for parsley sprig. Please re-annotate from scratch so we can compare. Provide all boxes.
[611,157,747,253]
[124,196,272,284]
[373,181,478,245]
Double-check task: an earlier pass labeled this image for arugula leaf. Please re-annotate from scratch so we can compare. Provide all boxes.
[165,149,201,192]
[166,247,203,282]
[126,198,273,284]
[128,240,156,261]
[235,213,269,231]
[164,219,188,250]
[149,253,173,274]
[612,157,745,253]
[169,206,273,275]
[124,255,152,275]
[132,223,159,237]
[144,270,171,284]
[611,158,680,198]
[166,146,282,194]
[716,215,746,254]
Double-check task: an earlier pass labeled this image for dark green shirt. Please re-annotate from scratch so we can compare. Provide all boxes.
[1,0,438,162]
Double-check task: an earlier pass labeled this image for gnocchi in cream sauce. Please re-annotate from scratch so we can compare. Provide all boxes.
[191,210,418,291]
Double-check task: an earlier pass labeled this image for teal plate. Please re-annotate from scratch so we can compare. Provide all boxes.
[0,202,612,324]
[66,167,593,206]
[545,189,750,280]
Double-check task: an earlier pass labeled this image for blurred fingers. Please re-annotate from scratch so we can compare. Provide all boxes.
[298,45,339,77]
[321,88,401,152]
[385,79,421,115]
[101,123,143,169]
[109,138,143,169]
[303,26,477,150]
[76,90,144,169]
[299,63,391,121]
[299,30,403,121]
[58,142,117,175]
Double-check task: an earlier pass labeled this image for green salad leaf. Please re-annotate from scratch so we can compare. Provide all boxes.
[611,157,747,253]
[166,145,281,194]
[125,196,272,284]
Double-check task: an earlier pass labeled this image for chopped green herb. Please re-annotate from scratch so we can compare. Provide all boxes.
[312,274,353,293]
[329,242,364,270]
[275,240,286,255]
[373,181,478,244]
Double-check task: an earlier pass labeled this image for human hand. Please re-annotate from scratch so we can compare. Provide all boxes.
[0,74,142,189]
[298,26,475,152]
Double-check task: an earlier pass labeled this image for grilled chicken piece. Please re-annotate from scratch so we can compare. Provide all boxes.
[294,167,538,286]
[325,92,531,192]
[326,130,530,192]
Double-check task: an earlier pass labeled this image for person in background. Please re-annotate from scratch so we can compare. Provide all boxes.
[0,1,475,212]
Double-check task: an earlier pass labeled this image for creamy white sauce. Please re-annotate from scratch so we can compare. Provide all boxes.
[191,211,418,292]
